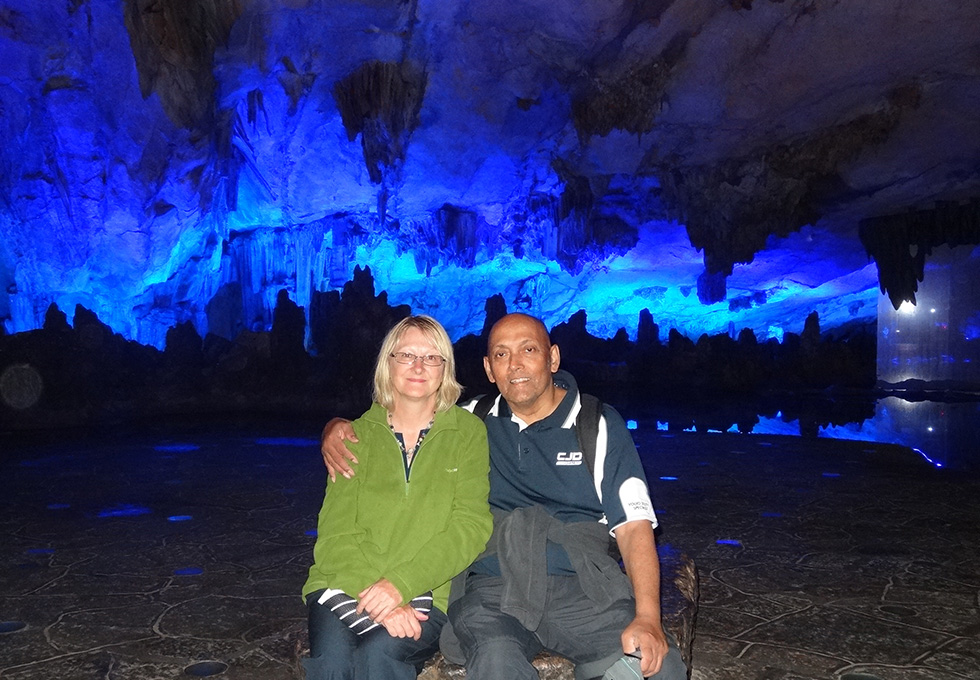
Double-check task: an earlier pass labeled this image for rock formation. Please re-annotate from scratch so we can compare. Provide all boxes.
[0,0,977,350]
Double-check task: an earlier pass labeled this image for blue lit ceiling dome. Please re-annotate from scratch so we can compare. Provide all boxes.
[1,0,978,349]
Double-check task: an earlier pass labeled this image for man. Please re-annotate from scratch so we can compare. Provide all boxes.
[322,313,686,679]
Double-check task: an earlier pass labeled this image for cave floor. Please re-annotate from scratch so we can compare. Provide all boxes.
[1,416,978,680]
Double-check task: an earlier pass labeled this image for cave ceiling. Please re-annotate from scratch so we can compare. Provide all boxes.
[1,0,978,345]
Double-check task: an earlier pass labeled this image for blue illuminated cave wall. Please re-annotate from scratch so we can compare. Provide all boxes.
[0,0,902,351]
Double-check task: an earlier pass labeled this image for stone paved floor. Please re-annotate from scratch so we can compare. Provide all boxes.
[642,429,980,680]
[1,415,978,680]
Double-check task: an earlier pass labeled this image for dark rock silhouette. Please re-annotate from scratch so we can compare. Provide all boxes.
[1,267,878,434]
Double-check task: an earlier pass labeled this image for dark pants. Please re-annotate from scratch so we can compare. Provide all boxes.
[449,574,687,680]
[305,590,447,680]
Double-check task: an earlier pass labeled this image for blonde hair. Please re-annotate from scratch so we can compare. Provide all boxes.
[373,315,462,412]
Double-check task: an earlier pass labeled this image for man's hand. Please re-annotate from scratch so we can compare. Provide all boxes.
[379,605,428,640]
[621,615,669,677]
[320,418,358,482]
[356,578,403,623]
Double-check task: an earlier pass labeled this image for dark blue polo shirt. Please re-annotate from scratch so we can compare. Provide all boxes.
[465,370,657,575]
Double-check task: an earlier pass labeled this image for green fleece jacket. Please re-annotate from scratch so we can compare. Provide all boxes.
[302,403,492,613]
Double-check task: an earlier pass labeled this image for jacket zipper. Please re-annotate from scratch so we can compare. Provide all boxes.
[404,433,431,486]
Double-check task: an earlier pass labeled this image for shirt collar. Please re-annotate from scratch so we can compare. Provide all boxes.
[496,368,581,430]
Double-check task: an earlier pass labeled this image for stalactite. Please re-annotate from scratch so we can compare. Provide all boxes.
[661,83,922,278]
[122,0,243,130]
[697,267,727,305]
[332,60,427,184]
[858,198,980,308]
[570,33,689,140]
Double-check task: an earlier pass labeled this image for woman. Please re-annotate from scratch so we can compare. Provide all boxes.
[302,315,492,680]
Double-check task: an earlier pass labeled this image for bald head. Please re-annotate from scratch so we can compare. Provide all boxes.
[486,313,551,355]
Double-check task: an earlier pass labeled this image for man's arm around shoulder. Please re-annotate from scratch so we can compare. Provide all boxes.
[320,417,359,481]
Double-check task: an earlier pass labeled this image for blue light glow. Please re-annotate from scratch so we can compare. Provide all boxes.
[174,567,203,576]
[716,539,742,546]
[97,504,152,518]
[167,515,193,522]
[626,420,638,430]
[911,448,943,468]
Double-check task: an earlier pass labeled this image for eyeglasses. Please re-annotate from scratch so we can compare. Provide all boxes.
[390,352,446,367]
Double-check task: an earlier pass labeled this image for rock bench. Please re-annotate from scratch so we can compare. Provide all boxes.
[418,550,698,680]
[292,552,697,679]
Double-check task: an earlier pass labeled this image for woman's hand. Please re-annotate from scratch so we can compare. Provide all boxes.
[320,418,359,482]
[356,578,403,622]
[379,605,428,640]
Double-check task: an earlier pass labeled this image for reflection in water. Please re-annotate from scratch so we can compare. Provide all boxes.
[848,244,980,471]
[754,398,980,471]
[631,392,980,472]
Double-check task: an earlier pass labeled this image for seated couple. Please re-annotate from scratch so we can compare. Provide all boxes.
[303,313,687,680]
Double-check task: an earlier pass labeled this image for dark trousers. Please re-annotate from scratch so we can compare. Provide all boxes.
[448,574,687,680]
[304,590,446,680]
